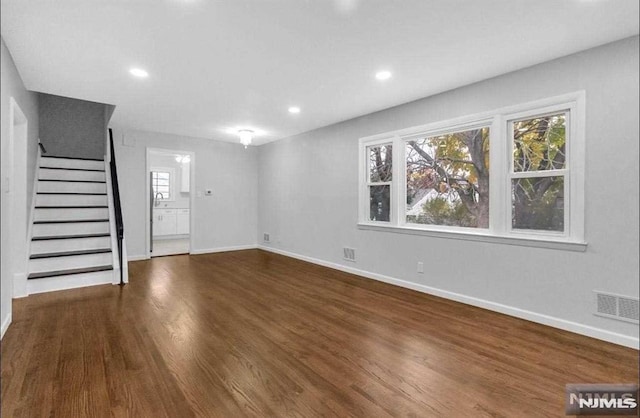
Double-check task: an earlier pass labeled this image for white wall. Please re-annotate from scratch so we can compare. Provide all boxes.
[0,37,39,338]
[258,36,640,346]
[112,128,258,258]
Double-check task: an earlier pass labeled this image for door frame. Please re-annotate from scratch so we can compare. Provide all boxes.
[145,147,195,259]
[7,98,29,298]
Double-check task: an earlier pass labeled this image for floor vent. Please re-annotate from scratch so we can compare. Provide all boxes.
[343,247,356,262]
[595,291,639,323]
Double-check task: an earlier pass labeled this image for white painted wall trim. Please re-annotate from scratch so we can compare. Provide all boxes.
[258,245,639,350]
[1,312,12,340]
[17,142,42,298]
[128,254,148,262]
[190,245,257,255]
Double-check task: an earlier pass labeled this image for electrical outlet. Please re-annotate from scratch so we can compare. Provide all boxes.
[417,262,424,273]
[263,233,270,243]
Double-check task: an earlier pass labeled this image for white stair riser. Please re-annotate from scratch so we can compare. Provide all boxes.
[33,222,110,237]
[38,181,107,194]
[29,252,112,273]
[34,208,109,222]
[27,270,113,295]
[40,157,104,171]
[36,194,108,207]
[31,236,111,254]
[39,169,105,182]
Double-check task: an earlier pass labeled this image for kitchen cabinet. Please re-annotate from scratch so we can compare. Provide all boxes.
[153,208,189,236]
[177,209,190,234]
[181,163,190,192]
[153,209,177,236]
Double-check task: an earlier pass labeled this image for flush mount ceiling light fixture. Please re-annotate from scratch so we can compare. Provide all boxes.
[129,67,149,78]
[288,106,301,114]
[238,129,254,148]
[375,70,392,81]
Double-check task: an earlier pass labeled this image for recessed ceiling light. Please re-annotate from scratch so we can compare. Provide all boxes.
[288,106,301,114]
[375,70,392,81]
[129,68,149,78]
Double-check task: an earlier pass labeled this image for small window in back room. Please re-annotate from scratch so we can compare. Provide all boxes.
[152,170,172,201]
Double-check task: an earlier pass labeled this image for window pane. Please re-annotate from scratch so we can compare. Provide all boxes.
[406,127,490,228]
[369,144,392,182]
[156,172,170,179]
[513,113,566,172]
[512,176,564,232]
[369,185,390,222]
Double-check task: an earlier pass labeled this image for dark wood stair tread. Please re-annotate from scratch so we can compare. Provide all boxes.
[37,192,107,195]
[40,167,105,172]
[35,206,108,209]
[30,248,112,259]
[28,265,113,280]
[33,219,109,224]
[41,156,104,162]
[32,233,110,241]
[37,179,106,183]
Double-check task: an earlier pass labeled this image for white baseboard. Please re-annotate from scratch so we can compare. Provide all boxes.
[128,245,257,260]
[190,244,257,255]
[128,254,148,261]
[258,245,639,350]
[1,312,12,340]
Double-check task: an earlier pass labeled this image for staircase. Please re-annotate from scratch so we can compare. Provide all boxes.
[27,155,117,294]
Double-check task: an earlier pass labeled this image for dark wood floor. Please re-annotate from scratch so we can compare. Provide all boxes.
[2,250,637,417]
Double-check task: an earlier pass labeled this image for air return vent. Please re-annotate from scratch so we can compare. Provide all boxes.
[343,247,356,262]
[595,291,639,323]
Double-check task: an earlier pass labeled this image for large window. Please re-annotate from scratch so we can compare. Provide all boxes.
[358,92,585,249]
[406,126,490,228]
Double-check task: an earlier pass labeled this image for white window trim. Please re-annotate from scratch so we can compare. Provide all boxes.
[358,91,586,252]
[151,166,176,202]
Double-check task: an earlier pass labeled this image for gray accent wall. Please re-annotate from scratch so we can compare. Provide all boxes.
[39,93,110,160]
[257,36,640,343]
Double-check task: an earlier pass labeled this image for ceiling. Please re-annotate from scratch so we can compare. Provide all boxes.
[1,0,638,146]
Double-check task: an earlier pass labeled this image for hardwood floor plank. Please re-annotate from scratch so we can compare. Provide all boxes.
[2,249,637,417]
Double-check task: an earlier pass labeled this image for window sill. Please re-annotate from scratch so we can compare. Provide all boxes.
[357,223,587,252]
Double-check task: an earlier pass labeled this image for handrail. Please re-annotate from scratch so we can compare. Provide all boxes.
[108,129,125,285]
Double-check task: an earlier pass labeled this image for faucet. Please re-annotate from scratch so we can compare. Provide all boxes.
[154,192,164,207]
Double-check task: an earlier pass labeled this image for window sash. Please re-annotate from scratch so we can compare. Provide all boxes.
[151,169,174,201]
[401,123,492,230]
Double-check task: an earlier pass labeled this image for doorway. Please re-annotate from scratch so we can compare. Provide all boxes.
[146,148,194,258]
[1,98,29,299]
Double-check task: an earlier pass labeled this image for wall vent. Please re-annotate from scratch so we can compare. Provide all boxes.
[595,291,639,323]
[343,247,356,262]
[263,233,270,243]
